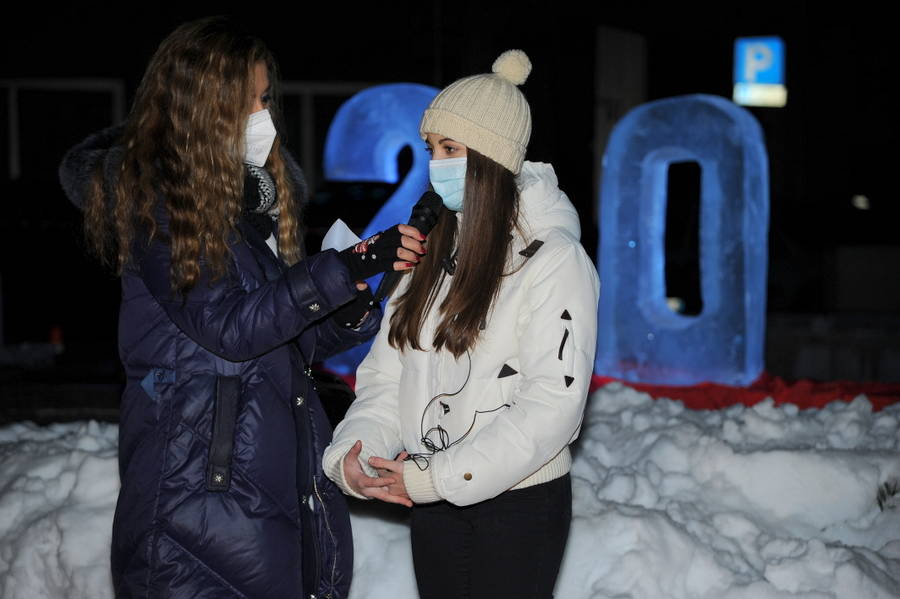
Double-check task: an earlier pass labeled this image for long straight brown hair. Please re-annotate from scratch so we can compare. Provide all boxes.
[83,17,302,296]
[388,148,519,357]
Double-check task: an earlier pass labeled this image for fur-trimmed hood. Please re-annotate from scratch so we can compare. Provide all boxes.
[58,125,125,211]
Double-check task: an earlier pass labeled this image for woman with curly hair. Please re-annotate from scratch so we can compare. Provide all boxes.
[323,50,600,598]
[59,17,424,598]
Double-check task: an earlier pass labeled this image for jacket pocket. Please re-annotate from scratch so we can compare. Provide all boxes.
[206,375,240,492]
[139,367,175,400]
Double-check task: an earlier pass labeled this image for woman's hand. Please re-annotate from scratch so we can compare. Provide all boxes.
[330,282,373,329]
[395,225,427,271]
[367,451,411,506]
[338,225,427,281]
[342,440,413,507]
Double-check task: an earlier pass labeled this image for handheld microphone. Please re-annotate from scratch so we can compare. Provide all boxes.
[373,190,443,303]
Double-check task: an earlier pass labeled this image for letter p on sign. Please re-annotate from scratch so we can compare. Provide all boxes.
[734,36,784,85]
[744,44,773,82]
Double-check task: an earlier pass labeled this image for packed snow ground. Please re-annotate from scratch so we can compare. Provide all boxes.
[1,384,898,598]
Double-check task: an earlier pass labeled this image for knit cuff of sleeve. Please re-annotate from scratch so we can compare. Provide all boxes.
[403,461,442,504]
[323,446,375,501]
[331,286,375,329]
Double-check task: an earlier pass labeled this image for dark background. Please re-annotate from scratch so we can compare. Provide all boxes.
[1,1,897,419]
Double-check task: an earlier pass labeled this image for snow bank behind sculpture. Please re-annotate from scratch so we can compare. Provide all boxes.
[1,386,898,598]
[561,384,900,598]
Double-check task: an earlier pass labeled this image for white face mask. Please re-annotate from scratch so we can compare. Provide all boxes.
[244,109,277,167]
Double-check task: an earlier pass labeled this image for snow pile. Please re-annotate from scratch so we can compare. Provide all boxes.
[557,383,900,598]
[0,421,118,599]
[1,385,899,598]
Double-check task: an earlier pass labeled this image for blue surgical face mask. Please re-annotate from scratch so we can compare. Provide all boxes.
[429,157,467,212]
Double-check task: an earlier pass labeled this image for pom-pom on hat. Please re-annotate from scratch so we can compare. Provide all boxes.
[420,49,532,174]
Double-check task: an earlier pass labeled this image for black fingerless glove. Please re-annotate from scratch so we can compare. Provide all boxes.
[331,286,375,328]
[337,225,404,281]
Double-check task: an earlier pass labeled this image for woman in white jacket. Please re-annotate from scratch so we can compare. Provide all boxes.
[323,50,599,598]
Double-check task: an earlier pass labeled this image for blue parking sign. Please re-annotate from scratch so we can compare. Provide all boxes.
[734,37,785,85]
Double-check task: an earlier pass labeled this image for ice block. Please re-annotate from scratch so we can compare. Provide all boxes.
[596,94,769,385]
[322,83,439,374]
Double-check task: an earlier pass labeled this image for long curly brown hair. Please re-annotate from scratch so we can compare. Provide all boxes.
[84,17,302,296]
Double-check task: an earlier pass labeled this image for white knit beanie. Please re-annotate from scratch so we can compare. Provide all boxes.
[420,49,532,174]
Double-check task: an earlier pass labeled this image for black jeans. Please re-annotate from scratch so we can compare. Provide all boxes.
[410,473,572,599]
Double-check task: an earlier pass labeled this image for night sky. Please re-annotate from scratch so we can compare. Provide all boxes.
[1,1,896,382]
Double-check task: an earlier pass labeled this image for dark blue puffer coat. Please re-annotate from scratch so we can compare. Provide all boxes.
[60,128,377,599]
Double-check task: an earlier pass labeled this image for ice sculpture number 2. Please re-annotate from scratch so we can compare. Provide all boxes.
[322,84,439,374]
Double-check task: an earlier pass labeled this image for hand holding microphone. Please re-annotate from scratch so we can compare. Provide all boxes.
[337,224,427,282]
[373,191,443,302]
[332,226,426,328]
[335,190,443,316]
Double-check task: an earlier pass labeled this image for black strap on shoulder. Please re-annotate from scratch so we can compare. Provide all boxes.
[518,240,544,258]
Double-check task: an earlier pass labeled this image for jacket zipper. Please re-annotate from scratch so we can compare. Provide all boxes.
[301,492,322,599]
[312,477,337,599]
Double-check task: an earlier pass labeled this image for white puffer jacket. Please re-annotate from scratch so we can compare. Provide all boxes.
[323,162,600,506]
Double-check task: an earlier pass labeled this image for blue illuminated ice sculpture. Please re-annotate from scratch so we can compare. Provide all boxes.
[596,94,769,386]
[323,83,439,374]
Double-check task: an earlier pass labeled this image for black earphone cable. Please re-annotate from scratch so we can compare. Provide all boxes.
[407,351,510,471]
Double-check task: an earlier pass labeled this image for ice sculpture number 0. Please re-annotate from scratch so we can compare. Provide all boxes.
[322,83,439,374]
[596,94,769,386]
